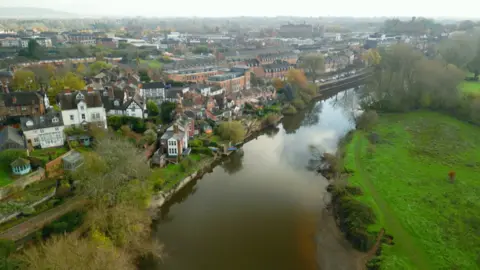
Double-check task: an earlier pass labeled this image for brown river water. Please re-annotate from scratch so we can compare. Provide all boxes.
[148,89,362,270]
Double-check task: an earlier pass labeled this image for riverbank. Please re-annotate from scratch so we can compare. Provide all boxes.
[331,111,480,269]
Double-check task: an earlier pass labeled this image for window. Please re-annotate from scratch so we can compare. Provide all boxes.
[81,114,85,120]
[80,105,84,110]
[34,138,39,142]
[21,106,27,111]
[70,115,74,121]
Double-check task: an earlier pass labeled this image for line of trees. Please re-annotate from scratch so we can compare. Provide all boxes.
[362,40,480,125]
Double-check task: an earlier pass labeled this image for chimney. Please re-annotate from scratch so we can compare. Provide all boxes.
[173,124,179,134]
[65,88,71,95]
[87,86,93,93]
[12,96,17,104]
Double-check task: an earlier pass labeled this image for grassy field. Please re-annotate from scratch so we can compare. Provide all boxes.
[346,111,480,269]
[140,59,163,69]
[459,80,480,95]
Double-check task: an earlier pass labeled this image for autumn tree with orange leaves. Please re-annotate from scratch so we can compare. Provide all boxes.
[286,69,308,88]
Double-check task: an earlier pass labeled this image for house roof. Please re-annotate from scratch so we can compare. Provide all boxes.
[0,126,25,148]
[58,91,103,110]
[0,71,13,78]
[263,61,291,71]
[10,157,30,167]
[0,92,42,106]
[100,89,125,111]
[20,111,64,131]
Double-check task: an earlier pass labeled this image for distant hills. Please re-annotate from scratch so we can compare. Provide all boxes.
[0,7,77,18]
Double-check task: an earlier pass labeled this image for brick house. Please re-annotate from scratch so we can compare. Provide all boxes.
[0,92,45,120]
[207,66,251,93]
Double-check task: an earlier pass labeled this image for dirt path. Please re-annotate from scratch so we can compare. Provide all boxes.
[353,137,430,269]
[0,196,88,242]
[357,228,385,270]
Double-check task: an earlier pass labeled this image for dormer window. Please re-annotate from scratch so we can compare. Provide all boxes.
[76,93,85,100]
[52,117,59,123]
[103,91,108,96]
[114,100,120,106]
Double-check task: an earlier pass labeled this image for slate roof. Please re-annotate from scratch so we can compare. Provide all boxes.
[0,126,25,148]
[263,61,291,71]
[100,89,125,111]
[58,91,103,110]
[20,111,64,131]
[0,92,42,106]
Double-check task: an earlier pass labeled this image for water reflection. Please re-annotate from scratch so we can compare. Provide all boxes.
[221,150,244,175]
[151,88,360,270]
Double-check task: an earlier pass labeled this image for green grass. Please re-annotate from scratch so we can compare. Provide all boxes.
[140,59,163,69]
[459,81,480,94]
[149,154,209,192]
[29,147,69,163]
[0,169,12,187]
[346,111,480,269]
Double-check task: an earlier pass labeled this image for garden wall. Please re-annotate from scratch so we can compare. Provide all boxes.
[0,168,46,200]
[44,150,73,178]
[0,188,56,225]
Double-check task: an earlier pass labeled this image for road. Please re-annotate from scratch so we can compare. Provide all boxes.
[0,196,88,242]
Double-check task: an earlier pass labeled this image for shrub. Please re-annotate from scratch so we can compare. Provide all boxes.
[292,98,306,110]
[282,105,297,115]
[356,110,379,131]
[191,147,213,156]
[189,139,203,148]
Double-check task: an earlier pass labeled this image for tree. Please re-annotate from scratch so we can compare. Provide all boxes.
[300,53,325,82]
[88,61,112,76]
[139,70,150,82]
[467,38,480,78]
[356,111,379,131]
[160,101,176,123]
[142,129,157,145]
[217,121,246,143]
[18,235,135,270]
[18,39,44,60]
[12,70,38,90]
[193,45,210,54]
[272,78,284,90]
[146,100,159,116]
[362,49,382,66]
[28,65,55,87]
[438,35,476,69]
[286,69,308,88]
[76,63,86,75]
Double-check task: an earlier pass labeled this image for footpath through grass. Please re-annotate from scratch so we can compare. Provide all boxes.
[346,111,480,269]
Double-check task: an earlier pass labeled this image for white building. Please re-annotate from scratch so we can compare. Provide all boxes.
[21,112,65,149]
[58,90,107,129]
[123,98,147,119]
[140,82,166,100]
[161,124,189,157]
[197,86,224,97]
[0,38,20,48]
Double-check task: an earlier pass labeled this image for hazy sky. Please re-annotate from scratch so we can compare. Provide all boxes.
[2,0,479,18]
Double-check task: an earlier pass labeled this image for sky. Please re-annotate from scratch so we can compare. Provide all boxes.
[1,0,479,18]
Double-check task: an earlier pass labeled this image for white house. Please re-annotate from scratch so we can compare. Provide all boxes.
[196,85,224,97]
[140,82,165,100]
[57,90,107,129]
[20,111,65,149]
[123,98,147,119]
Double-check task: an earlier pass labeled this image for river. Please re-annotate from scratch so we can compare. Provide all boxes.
[149,89,361,270]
